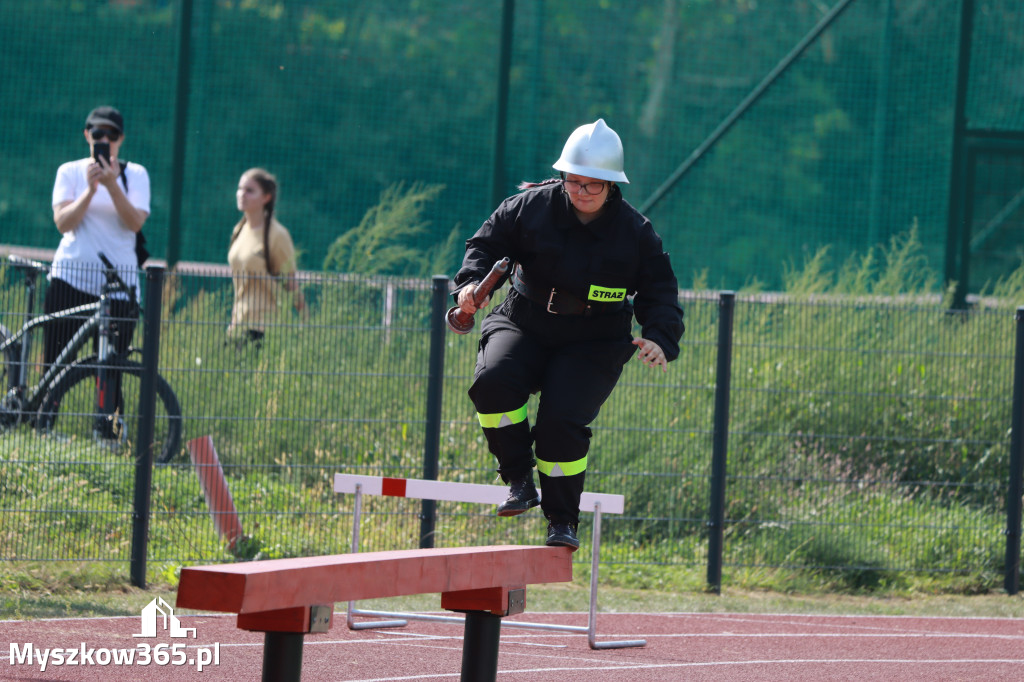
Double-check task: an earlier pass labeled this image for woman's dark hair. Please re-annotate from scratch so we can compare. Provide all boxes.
[229,167,280,275]
[517,177,561,191]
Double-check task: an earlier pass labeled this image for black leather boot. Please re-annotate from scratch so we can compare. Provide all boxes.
[496,476,540,517]
[545,523,579,551]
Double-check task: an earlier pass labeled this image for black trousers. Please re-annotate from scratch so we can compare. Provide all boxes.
[226,329,265,351]
[468,298,634,527]
[44,277,136,412]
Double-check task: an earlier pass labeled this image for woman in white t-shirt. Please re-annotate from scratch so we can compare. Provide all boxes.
[46,106,151,437]
[227,167,307,348]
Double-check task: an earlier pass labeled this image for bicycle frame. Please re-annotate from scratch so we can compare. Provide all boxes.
[1,256,137,424]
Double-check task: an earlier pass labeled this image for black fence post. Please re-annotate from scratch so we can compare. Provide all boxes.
[490,0,515,209]
[1004,306,1024,594]
[420,276,449,548]
[944,0,976,309]
[130,265,165,588]
[166,0,193,267]
[707,291,735,594]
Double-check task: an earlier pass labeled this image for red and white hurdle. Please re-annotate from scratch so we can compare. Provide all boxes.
[333,473,645,649]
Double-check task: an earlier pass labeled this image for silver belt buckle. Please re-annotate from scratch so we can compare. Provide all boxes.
[546,289,559,314]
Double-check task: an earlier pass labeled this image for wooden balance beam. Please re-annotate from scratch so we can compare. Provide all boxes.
[175,545,573,681]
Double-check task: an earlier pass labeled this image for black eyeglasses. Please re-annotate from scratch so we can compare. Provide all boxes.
[562,178,607,195]
[90,128,121,142]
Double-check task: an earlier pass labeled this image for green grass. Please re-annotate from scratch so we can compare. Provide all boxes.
[3,561,1024,622]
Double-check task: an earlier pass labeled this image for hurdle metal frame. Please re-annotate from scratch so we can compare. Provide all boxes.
[334,473,645,649]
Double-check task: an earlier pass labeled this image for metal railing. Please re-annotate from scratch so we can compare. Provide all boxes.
[1,265,1020,592]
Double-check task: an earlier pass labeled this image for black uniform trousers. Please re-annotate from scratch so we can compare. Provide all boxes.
[468,294,634,527]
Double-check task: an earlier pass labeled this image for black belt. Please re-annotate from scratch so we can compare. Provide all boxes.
[511,266,624,316]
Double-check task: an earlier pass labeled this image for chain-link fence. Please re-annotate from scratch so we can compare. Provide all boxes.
[2,1,1022,294]
[1,264,1019,589]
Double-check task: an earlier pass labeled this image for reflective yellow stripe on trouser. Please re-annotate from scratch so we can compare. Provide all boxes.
[477,403,528,429]
[536,455,588,478]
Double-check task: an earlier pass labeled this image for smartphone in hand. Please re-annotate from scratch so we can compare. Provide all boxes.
[93,141,111,166]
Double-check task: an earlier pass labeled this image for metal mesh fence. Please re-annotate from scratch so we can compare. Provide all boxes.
[1,1,1022,294]
[721,297,1011,581]
[967,144,1024,288]
[0,265,1017,585]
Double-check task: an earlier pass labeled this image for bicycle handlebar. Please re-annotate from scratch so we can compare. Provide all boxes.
[6,252,136,304]
[7,253,49,274]
[96,252,135,298]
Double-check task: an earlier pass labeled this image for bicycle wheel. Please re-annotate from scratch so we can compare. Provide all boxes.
[0,324,25,428]
[0,323,17,389]
[36,355,184,464]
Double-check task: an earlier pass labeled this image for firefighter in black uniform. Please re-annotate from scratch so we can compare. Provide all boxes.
[453,119,684,550]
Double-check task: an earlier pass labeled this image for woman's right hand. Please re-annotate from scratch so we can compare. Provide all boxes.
[457,284,490,314]
[94,156,121,190]
[86,160,105,193]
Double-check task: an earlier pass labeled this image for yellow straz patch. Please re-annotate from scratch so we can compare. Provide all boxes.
[587,285,627,302]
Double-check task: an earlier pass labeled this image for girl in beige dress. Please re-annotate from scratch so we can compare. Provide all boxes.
[227,168,307,347]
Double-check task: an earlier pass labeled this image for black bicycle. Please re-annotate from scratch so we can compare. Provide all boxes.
[0,253,183,463]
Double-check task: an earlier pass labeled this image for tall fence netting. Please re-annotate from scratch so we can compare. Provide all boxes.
[1,1,1022,293]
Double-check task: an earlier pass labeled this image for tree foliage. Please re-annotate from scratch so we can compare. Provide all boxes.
[323,182,459,277]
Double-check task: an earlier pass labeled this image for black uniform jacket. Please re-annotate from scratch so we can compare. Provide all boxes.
[453,181,685,361]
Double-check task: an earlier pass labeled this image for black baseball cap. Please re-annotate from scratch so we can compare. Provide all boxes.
[85,106,124,134]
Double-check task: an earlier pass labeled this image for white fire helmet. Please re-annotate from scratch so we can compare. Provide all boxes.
[552,118,629,184]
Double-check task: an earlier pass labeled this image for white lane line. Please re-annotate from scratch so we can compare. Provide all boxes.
[340,658,1024,682]
[629,631,1024,640]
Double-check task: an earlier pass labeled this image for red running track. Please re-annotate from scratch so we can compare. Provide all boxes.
[2,610,1023,680]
